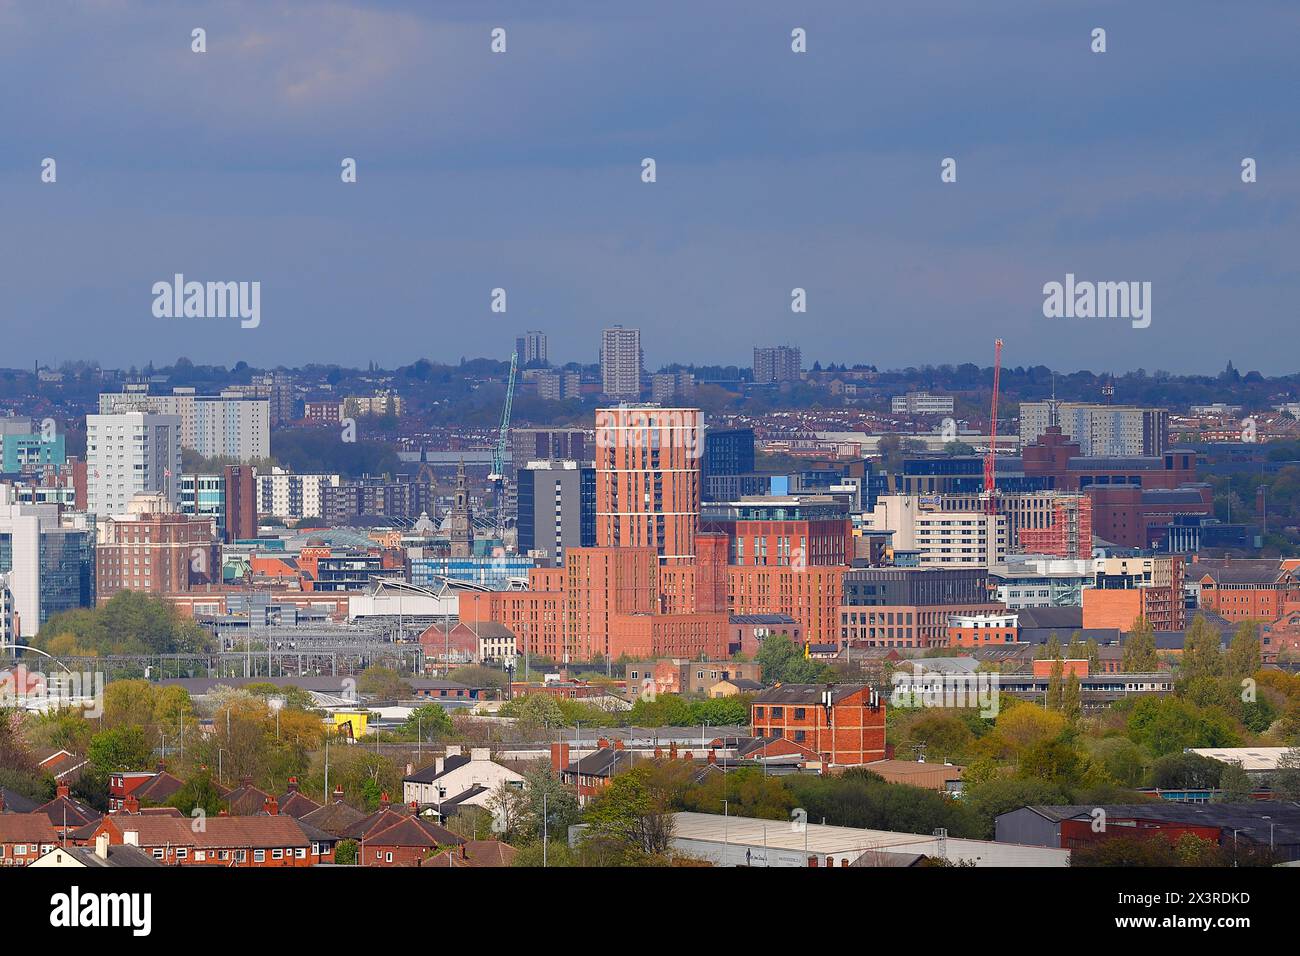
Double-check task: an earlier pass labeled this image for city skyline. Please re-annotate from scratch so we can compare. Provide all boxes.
[3,1,1297,374]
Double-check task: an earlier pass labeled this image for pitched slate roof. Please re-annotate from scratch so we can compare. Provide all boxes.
[35,793,101,829]
[1194,558,1289,586]
[104,814,315,850]
[224,779,273,816]
[0,787,39,813]
[277,790,323,819]
[0,812,59,844]
[350,810,465,849]
[37,844,161,868]
[422,840,517,867]
[403,754,470,784]
[133,772,184,806]
[300,799,367,837]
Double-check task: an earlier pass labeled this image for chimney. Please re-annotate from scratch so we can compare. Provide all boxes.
[613,739,625,750]
[598,737,610,749]
[56,782,70,799]
[550,742,570,773]
[124,830,139,847]
[264,795,279,816]
[808,855,818,868]
[826,855,834,868]
[156,761,166,773]
[460,843,468,860]
[445,745,462,758]
[707,749,717,765]
[380,792,391,809]
[840,858,849,867]
[287,776,299,793]
[240,776,253,788]
[470,747,490,762]
[405,764,413,776]
[95,832,110,861]
[435,757,445,775]
[124,794,139,814]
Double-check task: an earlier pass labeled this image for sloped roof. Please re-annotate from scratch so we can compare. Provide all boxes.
[300,799,366,837]
[403,754,470,784]
[0,812,59,844]
[422,840,517,867]
[35,794,101,829]
[133,772,184,805]
[753,683,867,705]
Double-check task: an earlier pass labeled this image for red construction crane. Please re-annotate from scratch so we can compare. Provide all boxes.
[984,339,1004,506]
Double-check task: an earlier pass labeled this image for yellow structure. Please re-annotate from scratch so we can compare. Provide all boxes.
[328,708,371,739]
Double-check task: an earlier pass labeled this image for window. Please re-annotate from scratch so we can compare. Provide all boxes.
[771,707,784,718]
[794,708,806,719]
[152,849,164,859]
[236,850,247,863]
[386,852,393,863]
[272,849,283,860]
[254,850,266,863]
[296,848,307,859]
[175,848,188,859]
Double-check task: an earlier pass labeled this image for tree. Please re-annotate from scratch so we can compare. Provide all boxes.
[583,763,688,860]
[356,666,412,700]
[500,693,564,729]
[87,726,151,778]
[1062,672,1082,723]
[1150,752,1224,790]
[961,777,1071,840]
[755,633,831,684]
[168,770,225,817]
[1181,614,1224,683]
[1224,622,1262,681]
[1121,618,1159,673]
[1215,760,1252,802]
[484,779,532,841]
[334,840,358,865]
[401,704,453,743]
[1046,658,1065,712]
[1037,633,1063,661]
[521,765,581,842]
[1127,697,1241,757]
[1272,748,1300,802]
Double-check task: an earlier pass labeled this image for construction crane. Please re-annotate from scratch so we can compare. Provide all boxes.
[983,339,1004,512]
[490,349,518,483]
[487,349,518,534]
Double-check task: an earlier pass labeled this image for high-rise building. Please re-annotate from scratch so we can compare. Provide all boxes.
[516,460,596,565]
[600,326,643,399]
[595,405,701,564]
[98,386,269,461]
[753,346,801,385]
[1019,402,1169,457]
[0,486,96,637]
[96,501,219,602]
[256,468,342,520]
[86,412,182,517]
[0,415,65,473]
[516,331,548,366]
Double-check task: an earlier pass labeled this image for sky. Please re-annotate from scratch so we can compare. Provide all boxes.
[1,0,1298,375]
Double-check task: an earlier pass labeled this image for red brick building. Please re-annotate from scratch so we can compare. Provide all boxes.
[0,814,59,866]
[750,684,886,766]
[1194,558,1299,624]
[96,512,220,601]
[90,814,331,866]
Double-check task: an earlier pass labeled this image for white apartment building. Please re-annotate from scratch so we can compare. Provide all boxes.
[86,412,182,517]
[99,387,269,461]
[600,326,642,399]
[914,511,1007,569]
[1019,402,1168,457]
[891,391,955,416]
[256,468,341,520]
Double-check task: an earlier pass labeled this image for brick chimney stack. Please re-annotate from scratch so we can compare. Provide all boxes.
[124,794,139,814]
[56,782,70,799]
[380,792,391,809]
[332,785,345,803]
[287,776,299,793]
[551,742,571,773]
[264,795,279,815]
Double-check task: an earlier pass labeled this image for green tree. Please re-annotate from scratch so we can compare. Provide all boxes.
[583,763,689,860]
[1121,618,1159,673]
[1046,658,1065,712]
[1272,748,1300,801]
[334,839,358,865]
[87,726,152,777]
[1215,760,1252,802]
[401,704,453,742]
[755,634,831,684]
[168,770,225,817]
[1062,672,1082,723]
[1224,622,1262,681]
[1181,614,1225,683]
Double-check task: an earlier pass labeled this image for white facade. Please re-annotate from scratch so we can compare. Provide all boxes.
[600,326,642,398]
[1019,402,1166,457]
[914,511,1007,569]
[891,392,955,415]
[99,387,269,461]
[86,412,182,517]
[256,468,341,519]
[402,746,526,808]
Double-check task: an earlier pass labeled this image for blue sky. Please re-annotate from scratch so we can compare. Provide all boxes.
[2,0,1297,374]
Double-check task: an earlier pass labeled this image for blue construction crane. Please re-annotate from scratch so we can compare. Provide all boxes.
[489,349,518,483]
